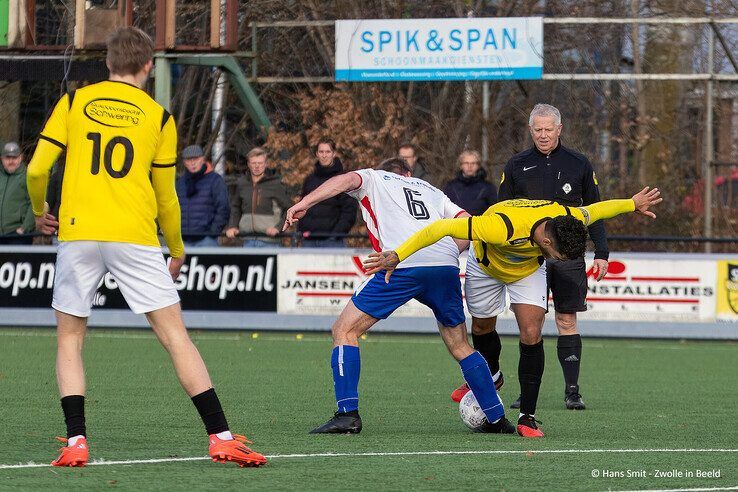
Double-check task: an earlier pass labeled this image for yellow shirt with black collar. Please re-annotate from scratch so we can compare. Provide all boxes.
[395,198,634,284]
[26,80,184,257]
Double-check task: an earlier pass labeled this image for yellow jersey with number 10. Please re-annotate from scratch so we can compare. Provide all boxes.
[27,80,184,257]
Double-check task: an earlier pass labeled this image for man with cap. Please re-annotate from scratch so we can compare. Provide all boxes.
[175,144,229,247]
[1,142,35,244]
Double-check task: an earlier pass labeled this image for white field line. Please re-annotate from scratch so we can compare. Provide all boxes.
[616,488,738,492]
[0,330,734,351]
[1,448,736,470]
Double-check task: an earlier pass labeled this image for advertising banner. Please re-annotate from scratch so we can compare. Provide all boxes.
[277,252,469,318]
[0,251,277,312]
[579,258,716,321]
[335,17,543,81]
[716,260,738,321]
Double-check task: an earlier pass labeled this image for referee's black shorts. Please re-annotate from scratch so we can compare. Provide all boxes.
[546,257,588,313]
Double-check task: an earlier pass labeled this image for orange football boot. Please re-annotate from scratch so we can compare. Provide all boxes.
[451,372,505,403]
[517,415,544,438]
[51,436,89,467]
[209,434,267,467]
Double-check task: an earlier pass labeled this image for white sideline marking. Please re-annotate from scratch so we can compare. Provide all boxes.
[1,448,736,470]
[0,330,735,351]
[617,488,738,492]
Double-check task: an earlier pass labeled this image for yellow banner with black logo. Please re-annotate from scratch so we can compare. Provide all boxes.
[716,260,738,320]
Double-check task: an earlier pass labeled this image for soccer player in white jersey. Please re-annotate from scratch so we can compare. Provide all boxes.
[283,158,513,434]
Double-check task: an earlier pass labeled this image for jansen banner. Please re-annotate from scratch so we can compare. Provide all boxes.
[0,251,277,312]
[335,17,543,81]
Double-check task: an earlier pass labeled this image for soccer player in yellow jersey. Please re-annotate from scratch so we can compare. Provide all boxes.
[26,27,265,468]
[364,187,662,437]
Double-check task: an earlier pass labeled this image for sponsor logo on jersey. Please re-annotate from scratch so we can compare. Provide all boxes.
[84,98,145,127]
[562,183,572,194]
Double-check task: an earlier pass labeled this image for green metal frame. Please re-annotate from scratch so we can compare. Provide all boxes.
[153,53,270,134]
[0,0,9,47]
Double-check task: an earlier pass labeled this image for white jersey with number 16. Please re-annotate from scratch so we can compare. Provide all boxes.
[346,169,466,269]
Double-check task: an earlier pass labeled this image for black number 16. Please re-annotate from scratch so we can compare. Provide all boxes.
[87,132,134,178]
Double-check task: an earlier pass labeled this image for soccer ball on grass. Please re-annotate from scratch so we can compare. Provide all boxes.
[458,390,488,431]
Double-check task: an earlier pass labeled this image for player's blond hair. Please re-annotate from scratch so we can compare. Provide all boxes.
[106,27,154,76]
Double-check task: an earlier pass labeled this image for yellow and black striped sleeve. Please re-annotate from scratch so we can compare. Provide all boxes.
[395,215,508,262]
[150,112,184,258]
[27,94,70,216]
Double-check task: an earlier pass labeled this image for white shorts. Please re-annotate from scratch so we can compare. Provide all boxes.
[53,241,180,316]
[464,252,548,318]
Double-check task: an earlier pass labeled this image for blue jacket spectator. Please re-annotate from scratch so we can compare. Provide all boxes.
[443,150,498,215]
[298,137,357,247]
[175,145,229,247]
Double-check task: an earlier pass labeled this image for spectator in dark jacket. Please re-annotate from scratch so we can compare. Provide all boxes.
[175,145,229,247]
[226,147,292,247]
[0,142,35,244]
[398,142,433,185]
[443,150,498,215]
[298,137,357,247]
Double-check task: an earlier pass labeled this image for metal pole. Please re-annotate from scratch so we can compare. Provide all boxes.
[211,0,227,175]
[482,81,489,166]
[703,22,714,253]
[153,54,171,111]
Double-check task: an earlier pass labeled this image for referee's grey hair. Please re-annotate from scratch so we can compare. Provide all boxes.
[529,104,562,126]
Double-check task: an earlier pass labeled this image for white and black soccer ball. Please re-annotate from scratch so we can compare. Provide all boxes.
[459,390,488,431]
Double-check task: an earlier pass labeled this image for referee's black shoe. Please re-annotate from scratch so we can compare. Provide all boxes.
[309,410,362,434]
[476,417,516,434]
[565,390,586,410]
[510,395,521,409]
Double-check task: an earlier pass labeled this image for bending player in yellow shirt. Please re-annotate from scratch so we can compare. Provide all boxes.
[27,27,265,468]
[364,187,661,437]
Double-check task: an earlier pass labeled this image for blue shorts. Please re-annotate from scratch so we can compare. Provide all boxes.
[352,266,465,327]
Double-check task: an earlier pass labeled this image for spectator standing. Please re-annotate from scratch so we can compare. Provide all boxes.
[443,150,498,215]
[298,137,357,247]
[398,143,432,184]
[175,145,229,247]
[0,142,34,244]
[226,147,291,247]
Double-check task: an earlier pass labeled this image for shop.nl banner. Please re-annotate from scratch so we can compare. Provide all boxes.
[335,17,543,81]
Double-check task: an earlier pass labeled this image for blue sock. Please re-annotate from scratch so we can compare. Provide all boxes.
[460,351,505,423]
[331,345,360,413]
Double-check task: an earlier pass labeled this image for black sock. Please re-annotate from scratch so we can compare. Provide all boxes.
[191,388,229,435]
[518,340,545,416]
[557,334,582,395]
[472,331,502,375]
[60,395,86,438]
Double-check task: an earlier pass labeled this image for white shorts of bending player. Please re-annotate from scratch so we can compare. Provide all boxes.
[464,252,547,318]
[53,241,180,317]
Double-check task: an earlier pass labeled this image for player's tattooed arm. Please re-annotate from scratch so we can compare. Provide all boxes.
[363,251,400,283]
[283,172,362,231]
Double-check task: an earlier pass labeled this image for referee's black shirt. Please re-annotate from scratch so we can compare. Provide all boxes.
[497,141,609,260]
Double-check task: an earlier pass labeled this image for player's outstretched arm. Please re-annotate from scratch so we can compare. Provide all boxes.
[282,172,362,231]
[579,187,662,225]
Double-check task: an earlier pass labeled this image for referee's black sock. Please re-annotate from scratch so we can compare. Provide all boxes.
[472,331,502,375]
[557,334,582,395]
[191,388,229,435]
[60,395,86,438]
[518,340,545,416]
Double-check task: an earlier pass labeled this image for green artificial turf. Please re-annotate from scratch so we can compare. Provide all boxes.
[0,328,736,490]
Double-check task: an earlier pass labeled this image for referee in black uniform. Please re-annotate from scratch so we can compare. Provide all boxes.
[498,103,609,410]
